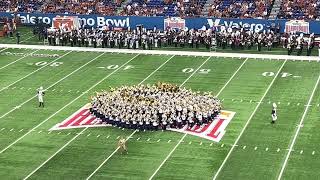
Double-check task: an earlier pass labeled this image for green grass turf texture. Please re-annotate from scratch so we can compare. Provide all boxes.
[0,47,319,180]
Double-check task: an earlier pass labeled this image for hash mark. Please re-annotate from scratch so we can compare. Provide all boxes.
[288,102,291,105]
[210,143,213,146]
[200,142,203,145]
[48,131,52,134]
[243,146,246,149]
[254,147,258,150]
[312,151,315,155]
[250,100,252,103]
[19,129,23,132]
[147,138,150,142]
[106,135,110,138]
[10,128,14,132]
[168,140,171,143]
[300,150,303,154]
[97,135,100,138]
[116,136,120,139]
[137,137,140,141]
[221,144,224,147]
[189,142,192,144]
[157,139,161,142]
[265,148,269,151]
[58,132,61,134]
[38,130,42,133]
[297,103,300,106]
[87,133,91,137]
[67,132,71,135]
[277,148,280,152]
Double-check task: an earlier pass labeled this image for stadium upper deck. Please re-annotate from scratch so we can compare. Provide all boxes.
[0,0,319,20]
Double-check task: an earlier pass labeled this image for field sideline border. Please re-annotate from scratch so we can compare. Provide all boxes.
[0,44,319,61]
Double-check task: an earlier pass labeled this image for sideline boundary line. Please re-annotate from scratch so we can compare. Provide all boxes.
[0,44,318,61]
[149,57,247,179]
[0,49,39,70]
[0,51,72,92]
[23,54,174,179]
[212,59,288,180]
[277,74,320,180]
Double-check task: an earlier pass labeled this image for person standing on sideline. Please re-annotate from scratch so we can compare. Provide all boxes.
[37,86,45,107]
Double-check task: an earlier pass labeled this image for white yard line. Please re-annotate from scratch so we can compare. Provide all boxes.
[215,58,248,97]
[149,133,187,180]
[87,56,209,180]
[149,57,247,180]
[212,59,287,180]
[277,74,320,180]
[0,51,103,119]
[0,51,72,93]
[23,54,174,179]
[0,48,8,53]
[85,130,137,180]
[0,53,138,154]
[0,49,39,70]
[0,44,318,61]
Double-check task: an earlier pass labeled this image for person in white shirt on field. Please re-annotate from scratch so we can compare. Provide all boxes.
[37,86,45,107]
[271,103,277,124]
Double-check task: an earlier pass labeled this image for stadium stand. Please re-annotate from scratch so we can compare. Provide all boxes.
[277,0,320,20]
[0,0,276,18]
[207,0,274,18]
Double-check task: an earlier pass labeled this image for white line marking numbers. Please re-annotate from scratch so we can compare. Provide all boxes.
[34,61,63,67]
[262,72,301,78]
[182,68,211,74]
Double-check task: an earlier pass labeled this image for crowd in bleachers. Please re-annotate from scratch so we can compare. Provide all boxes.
[208,0,273,19]
[90,83,221,131]
[277,0,320,20]
[1,0,320,20]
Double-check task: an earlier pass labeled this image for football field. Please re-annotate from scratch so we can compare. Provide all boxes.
[0,45,320,180]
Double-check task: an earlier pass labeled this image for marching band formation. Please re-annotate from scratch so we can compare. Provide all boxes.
[45,26,316,56]
[89,83,222,131]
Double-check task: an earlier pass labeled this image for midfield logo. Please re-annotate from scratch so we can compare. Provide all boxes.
[50,104,235,142]
[168,111,235,142]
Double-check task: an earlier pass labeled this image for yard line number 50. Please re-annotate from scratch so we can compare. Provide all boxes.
[182,68,211,74]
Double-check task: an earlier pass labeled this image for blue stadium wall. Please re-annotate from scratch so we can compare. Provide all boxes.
[1,12,320,34]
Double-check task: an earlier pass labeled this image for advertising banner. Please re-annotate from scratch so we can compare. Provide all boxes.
[1,12,320,34]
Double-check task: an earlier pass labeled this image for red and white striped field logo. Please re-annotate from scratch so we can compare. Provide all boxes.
[168,111,235,142]
[50,104,235,142]
[49,104,111,131]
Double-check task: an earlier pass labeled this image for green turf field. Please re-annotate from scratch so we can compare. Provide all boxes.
[0,46,319,180]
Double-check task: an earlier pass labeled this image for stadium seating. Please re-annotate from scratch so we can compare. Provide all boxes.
[1,0,320,19]
[208,0,273,18]
[277,0,319,20]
